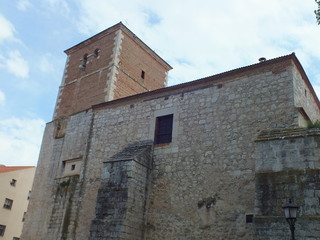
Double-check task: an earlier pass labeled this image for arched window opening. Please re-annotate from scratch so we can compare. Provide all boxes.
[94,49,100,57]
[79,54,88,71]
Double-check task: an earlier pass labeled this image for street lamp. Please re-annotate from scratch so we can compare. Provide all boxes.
[283,199,299,240]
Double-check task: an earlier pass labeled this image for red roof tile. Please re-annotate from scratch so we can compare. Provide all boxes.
[0,165,35,173]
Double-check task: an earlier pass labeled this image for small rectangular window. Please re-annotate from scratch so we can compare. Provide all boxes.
[13,237,20,240]
[3,198,13,210]
[0,224,6,236]
[10,179,16,186]
[155,114,173,144]
[71,164,76,171]
[246,214,254,223]
[22,212,26,222]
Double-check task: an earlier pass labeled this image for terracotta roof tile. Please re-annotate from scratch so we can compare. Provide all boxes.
[93,53,320,110]
[0,165,35,173]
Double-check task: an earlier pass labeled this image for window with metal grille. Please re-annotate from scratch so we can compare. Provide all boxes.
[154,114,173,144]
[0,224,6,236]
[3,198,13,210]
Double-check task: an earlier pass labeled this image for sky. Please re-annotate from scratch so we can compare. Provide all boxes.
[0,0,320,166]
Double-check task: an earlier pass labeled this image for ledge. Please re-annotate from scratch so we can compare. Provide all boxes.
[255,127,320,142]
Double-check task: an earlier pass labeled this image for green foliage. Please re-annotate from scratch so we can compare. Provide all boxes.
[307,120,320,128]
[59,179,70,188]
[315,0,320,25]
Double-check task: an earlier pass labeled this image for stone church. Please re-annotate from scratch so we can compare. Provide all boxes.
[22,22,320,239]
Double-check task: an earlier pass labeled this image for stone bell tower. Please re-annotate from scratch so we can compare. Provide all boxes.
[53,22,172,119]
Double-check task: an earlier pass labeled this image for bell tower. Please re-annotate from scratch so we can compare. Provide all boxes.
[53,22,172,119]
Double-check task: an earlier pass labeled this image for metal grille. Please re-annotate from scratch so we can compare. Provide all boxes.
[0,225,6,236]
[155,114,173,144]
[3,198,13,209]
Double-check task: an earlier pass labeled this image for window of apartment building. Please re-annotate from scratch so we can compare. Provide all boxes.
[10,179,16,186]
[22,212,26,222]
[27,190,31,200]
[3,198,13,210]
[0,224,6,236]
[154,114,173,144]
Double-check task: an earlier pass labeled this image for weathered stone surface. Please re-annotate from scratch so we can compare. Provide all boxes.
[22,24,320,240]
[255,130,320,240]
[89,142,153,240]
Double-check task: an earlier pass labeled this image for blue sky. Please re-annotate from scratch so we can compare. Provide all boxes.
[1,0,320,166]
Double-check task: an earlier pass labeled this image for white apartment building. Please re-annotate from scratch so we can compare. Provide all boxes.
[0,165,35,240]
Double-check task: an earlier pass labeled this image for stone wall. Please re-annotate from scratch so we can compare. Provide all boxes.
[47,175,81,240]
[254,128,320,239]
[292,64,320,123]
[22,54,320,239]
[80,59,308,239]
[21,110,93,240]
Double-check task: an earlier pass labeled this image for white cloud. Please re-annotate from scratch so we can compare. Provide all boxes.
[74,0,320,85]
[75,0,145,35]
[0,14,16,43]
[0,89,5,106]
[39,53,55,72]
[16,0,31,11]
[2,50,29,78]
[0,117,45,166]
[43,0,70,15]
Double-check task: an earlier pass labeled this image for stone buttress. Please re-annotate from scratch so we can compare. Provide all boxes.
[89,141,153,240]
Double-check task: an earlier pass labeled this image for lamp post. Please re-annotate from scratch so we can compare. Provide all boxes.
[283,199,299,240]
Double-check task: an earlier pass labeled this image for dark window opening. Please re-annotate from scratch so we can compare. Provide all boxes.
[94,49,100,57]
[22,212,26,222]
[71,164,76,171]
[80,54,88,71]
[0,224,6,236]
[13,237,20,240]
[155,114,173,144]
[10,179,16,186]
[141,70,145,79]
[3,198,13,210]
[246,214,254,223]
